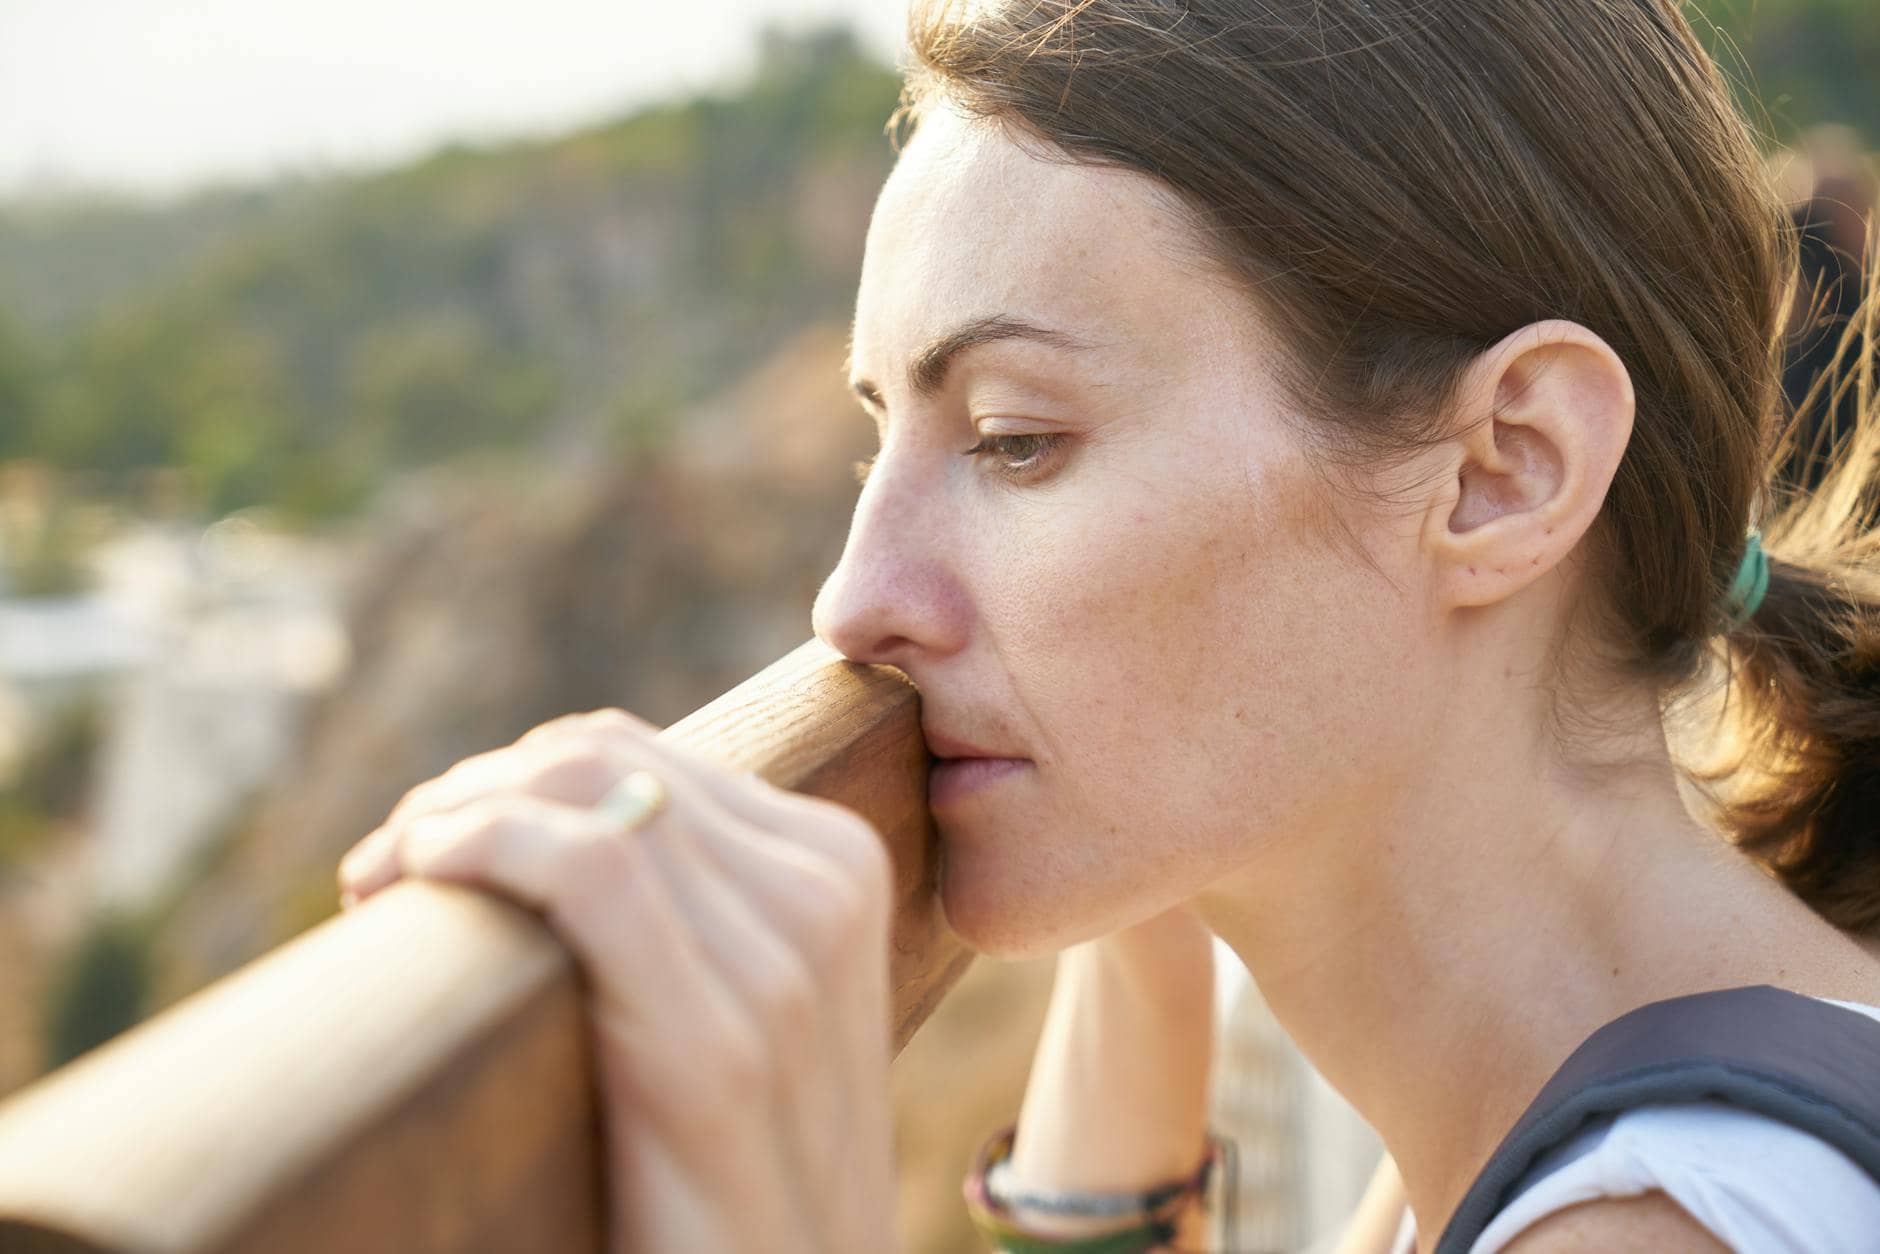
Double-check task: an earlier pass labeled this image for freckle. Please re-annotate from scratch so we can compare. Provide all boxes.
[1611,966,1620,977]
[1545,527,1554,535]
[1530,556,1540,566]
[1468,565,1477,576]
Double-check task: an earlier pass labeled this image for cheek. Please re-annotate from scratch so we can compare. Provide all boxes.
[939,445,1416,954]
[1012,449,1349,786]
[933,486,1242,953]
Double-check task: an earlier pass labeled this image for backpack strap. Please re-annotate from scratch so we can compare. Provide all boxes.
[1435,984,1880,1253]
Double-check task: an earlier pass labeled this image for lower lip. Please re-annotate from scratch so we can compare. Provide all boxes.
[929,757,1029,809]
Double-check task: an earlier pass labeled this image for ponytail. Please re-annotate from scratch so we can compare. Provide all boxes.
[1689,233,1880,934]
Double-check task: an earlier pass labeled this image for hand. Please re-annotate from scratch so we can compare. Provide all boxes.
[334,708,902,1254]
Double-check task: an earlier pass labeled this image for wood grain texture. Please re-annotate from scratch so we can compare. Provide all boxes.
[0,638,974,1253]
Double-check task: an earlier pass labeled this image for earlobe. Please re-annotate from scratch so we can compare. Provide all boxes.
[1426,320,1634,612]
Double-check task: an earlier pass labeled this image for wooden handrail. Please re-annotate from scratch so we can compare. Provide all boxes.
[0,638,975,1253]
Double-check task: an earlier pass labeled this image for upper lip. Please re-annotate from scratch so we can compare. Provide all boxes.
[923,726,1022,761]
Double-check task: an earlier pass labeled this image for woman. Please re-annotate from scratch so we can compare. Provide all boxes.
[336,1,1880,1249]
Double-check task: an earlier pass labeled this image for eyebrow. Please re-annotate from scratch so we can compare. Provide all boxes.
[846,314,1096,410]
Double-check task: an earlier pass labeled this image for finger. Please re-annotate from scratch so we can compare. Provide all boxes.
[362,709,664,865]
[421,706,885,887]
[520,709,869,853]
[387,793,770,1129]
[395,787,828,1208]
[338,748,529,902]
[486,714,889,923]
[386,765,885,1246]
[378,734,617,836]
[592,747,892,1109]
[536,757,879,1076]
[391,792,804,1050]
[605,793,822,1069]
[605,762,891,1213]
[333,733,729,907]
[529,713,889,887]
[603,787,856,1241]
[340,730,640,901]
[336,821,404,903]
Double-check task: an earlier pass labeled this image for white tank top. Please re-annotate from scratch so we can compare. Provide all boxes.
[1389,998,1880,1253]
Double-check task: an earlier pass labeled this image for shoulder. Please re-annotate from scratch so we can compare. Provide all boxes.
[1478,1099,1880,1253]
[1498,1191,1726,1252]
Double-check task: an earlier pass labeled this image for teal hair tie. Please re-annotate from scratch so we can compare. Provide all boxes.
[1723,528,1770,627]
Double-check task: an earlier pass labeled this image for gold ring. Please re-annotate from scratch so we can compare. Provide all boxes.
[593,769,668,836]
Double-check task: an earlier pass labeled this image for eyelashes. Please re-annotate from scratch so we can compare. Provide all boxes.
[852,433,1069,487]
[965,433,1068,480]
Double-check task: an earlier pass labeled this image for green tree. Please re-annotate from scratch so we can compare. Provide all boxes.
[342,315,560,469]
[0,24,906,518]
[0,311,39,459]
[42,910,152,1069]
[1688,0,1880,140]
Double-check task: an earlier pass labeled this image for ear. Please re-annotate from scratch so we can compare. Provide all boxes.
[1422,320,1634,612]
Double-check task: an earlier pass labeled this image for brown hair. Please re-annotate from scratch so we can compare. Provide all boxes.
[893,0,1880,931]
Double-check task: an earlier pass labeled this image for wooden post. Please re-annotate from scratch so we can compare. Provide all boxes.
[0,639,974,1253]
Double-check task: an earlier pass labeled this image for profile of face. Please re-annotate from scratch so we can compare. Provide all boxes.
[811,102,1440,959]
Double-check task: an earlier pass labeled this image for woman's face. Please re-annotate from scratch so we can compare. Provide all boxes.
[812,103,1429,958]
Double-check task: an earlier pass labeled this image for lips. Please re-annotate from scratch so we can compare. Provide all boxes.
[921,724,1030,808]
[928,755,1029,809]
[922,725,1021,762]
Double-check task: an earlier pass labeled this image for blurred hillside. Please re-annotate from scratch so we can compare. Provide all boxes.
[0,24,897,521]
[1,6,1875,529]
[0,26,1055,1254]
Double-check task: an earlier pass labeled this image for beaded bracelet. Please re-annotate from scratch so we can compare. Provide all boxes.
[961,1123,1233,1253]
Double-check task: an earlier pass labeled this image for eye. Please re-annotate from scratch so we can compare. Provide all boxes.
[962,433,1068,481]
[851,434,1069,487]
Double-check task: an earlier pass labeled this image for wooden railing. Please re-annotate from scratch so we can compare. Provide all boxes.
[0,638,975,1253]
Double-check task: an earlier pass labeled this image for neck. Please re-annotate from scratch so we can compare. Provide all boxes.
[1189,659,1869,1245]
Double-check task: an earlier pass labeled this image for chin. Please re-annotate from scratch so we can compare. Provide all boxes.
[936,848,1074,961]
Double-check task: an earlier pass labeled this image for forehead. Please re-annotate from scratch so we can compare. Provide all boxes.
[851,104,1223,368]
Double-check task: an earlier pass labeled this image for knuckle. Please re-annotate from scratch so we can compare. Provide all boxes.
[521,708,661,752]
[453,795,516,838]
[517,712,591,745]
[390,753,488,820]
[336,832,382,882]
[400,811,463,867]
[578,708,657,738]
[388,777,441,823]
[525,743,616,796]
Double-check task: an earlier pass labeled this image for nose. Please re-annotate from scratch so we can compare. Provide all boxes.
[811,457,967,669]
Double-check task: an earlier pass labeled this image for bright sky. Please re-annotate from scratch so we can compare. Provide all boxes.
[0,0,907,200]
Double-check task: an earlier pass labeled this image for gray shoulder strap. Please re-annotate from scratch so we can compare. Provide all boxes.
[1435,984,1880,1253]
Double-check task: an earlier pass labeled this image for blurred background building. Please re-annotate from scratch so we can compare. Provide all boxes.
[0,3,1873,1251]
